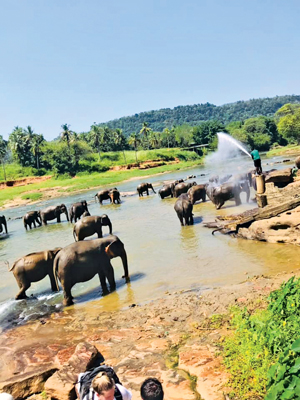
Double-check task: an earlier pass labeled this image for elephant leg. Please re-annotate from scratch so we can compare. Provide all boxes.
[57,215,61,223]
[105,262,116,292]
[147,190,149,196]
[29,223,32,230]
[62,285,74,306]
[25,224,28,231]
[42,217,47,225]
[15,277,30,300]
[177,213,184,226]
[216,200,224,209]
[49,273,59,292]
[98,271,109,295]
[235,194,241,206]
[33,221,36,228]
[97,227,103,238]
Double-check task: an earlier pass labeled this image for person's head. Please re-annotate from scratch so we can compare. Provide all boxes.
[92,372,115,400]
[140,378,164,400]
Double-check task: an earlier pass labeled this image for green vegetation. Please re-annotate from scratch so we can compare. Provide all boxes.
[98,95,300,134]
[21,192,43,201]
[223,277,300,399]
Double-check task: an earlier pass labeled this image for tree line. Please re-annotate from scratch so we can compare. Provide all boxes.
[0,102,300,177]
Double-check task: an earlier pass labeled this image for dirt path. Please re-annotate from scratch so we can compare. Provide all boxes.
[1,269,298,400]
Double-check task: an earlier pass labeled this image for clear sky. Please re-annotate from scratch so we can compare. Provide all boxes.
[1,0,299,140]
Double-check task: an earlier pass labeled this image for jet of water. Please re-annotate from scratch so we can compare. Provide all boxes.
[205,132,252,176]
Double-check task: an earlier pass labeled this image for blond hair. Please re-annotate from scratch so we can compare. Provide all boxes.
[92,372,115,395]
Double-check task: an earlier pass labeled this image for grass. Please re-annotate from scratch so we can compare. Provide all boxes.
[267,144,300,157]
[0,149,203,207]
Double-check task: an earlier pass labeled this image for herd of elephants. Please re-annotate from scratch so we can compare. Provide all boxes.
[0,171,254,307]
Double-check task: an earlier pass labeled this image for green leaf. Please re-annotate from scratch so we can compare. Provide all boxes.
[281,388,296,399]
[290,358,300,374]
[292,339,300,352]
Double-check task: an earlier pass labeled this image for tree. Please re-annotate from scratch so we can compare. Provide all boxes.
[128,132,140,163]
[0,136,7,180]
[174,124,194,147]
[149,131,159,149]
[8,126,33,166]
[31,134,44,169]
[114,128,127,164]
[89,125,104,160]
[60,124,73,147]
[140,122,151,149]
[242,117,274,150]
[192,121,225,146]
[162,128,171,148]
[276,104,300,144]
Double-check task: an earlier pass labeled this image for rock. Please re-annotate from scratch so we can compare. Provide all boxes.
[295,156,300,169]
[238,205,300,244]
[265,168,293,184]
[0,367,57,400]
[44,342,100,400]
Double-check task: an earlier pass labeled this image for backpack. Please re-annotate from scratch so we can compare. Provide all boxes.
[78,364,123,400]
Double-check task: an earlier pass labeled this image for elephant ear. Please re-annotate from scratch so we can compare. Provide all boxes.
[105,240,121,259]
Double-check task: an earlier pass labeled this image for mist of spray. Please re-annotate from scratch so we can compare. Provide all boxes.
[205,132,252,176]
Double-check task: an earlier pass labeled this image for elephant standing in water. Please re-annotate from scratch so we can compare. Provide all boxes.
[54,235,129,306]
[0,216,8,234]
[23,211,42,230]
[206,181,250,209]
[137,183,156,197]
[187,184,206,204]
[159,183,175,199]
[9,248,62,299]
[73,214,112,241]
[95,188,120,204]
[174,182,197,198]
[174,194,194,226]
[69,200,89,223]
[40,204,69,225]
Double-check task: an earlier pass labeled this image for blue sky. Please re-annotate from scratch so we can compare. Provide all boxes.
[1,0,299,140]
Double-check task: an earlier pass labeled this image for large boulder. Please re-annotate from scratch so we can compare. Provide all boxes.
[265,168,293,184]
[44,342,100,400]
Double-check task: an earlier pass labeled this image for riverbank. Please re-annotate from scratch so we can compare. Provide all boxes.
[267,144,300,157]
[1,268,299,400]
[0,159,203,209]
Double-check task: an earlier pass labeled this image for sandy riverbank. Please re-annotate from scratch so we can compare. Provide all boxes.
[1,268,299,400]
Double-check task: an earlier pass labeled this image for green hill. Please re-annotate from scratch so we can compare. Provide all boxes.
[99,94,300,135]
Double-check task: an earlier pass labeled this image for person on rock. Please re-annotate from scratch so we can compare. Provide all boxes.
[140,378,164,400]
[251,148,262,175]
[76,370,132,400]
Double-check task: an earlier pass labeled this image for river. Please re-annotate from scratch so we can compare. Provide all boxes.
[0,154,299,330]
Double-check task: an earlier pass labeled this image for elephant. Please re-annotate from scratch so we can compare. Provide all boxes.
[206,181,250,210]
[174,194,194,226]
[82,210,91,217]
[174,182,197,198]
[0,216,8,234]
[109,188,121,204]
[187,184,206,204]
[23,211,42,230]
[54,235,129,306]
[95,188,119,204]
[40,204,69,225]
[73,214,112,241]
[137,183,156,197]
[69,200,89,223]
[158,183,175,199]
[9,248,62,299]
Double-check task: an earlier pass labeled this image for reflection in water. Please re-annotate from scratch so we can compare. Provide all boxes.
[0,157,300,328]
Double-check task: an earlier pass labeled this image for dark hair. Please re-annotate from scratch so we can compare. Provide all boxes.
[140,378,164,400]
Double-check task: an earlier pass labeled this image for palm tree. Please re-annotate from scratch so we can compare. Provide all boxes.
[60,124,73,147]
[31,134,44,169]
[90,125,104,160]
[0,136,7,181]
[163,128,171,148]
[8,126,25,164]
[114,128,127,164]
[128,132,141,163]
[149,131,159,149]
[140,122,151,149]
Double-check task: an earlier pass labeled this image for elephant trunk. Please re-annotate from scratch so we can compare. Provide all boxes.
[108,222,113,235]
[120,249,130,282]
[65,210,69,222]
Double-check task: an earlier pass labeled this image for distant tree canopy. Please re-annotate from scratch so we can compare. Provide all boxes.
[3,96,300,177]
[97,95,300,135]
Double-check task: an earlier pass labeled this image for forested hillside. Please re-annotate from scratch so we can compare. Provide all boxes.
[99,95,300,135]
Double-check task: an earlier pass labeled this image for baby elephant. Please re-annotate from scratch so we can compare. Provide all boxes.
[137,183,156,197]
[9,248,62,300]
[73,214,112,241]
[174,194,194,226]
[23,211,42,230]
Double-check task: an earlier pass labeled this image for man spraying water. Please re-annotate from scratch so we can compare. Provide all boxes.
[251,148,262,175]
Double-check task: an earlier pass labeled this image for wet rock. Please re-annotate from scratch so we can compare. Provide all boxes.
[295,156,300,169]
[265,168,293,184]
[44,342,100,400]
[0,367,57,400]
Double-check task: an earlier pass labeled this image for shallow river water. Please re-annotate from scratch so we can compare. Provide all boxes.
[0,154,299,330]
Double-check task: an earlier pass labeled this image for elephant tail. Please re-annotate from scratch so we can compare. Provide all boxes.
[7,260,16,272]
[73,225,78,242]
[53,255,60,291]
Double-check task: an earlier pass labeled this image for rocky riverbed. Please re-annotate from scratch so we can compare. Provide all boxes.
[1,269,300,400]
